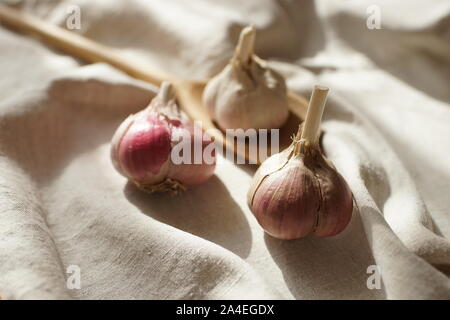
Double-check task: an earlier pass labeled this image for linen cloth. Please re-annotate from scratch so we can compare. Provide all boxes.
[0,0,449,299]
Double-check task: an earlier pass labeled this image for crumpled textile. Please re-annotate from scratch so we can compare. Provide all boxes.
[0,0,449,299]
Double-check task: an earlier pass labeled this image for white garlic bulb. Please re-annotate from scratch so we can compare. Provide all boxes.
[202,26,290,130]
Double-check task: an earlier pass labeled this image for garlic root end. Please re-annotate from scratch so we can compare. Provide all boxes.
[134,178,186,195]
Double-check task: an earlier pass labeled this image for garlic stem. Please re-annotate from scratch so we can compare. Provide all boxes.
[158,81,175,104]
[234,26,256,66]
[300,85,329,145]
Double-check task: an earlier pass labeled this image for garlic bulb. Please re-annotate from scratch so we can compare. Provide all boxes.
[111,82,216,193]
[247,86,353,239]
[202,26,290,130]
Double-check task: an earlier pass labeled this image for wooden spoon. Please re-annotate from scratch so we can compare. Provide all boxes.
[0,4,308,164]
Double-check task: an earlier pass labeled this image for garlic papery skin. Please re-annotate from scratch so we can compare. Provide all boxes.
[202,26,290,130]
[111,82,216,193]
[247,86,353,239]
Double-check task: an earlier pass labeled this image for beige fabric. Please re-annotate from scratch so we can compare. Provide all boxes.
[0,0,449,299]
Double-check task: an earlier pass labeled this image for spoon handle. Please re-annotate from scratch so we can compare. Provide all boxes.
[0,4,172,86]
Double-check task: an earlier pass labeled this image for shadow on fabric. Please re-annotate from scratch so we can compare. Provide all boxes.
[124,175,253,258]
[264,208,387,299]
